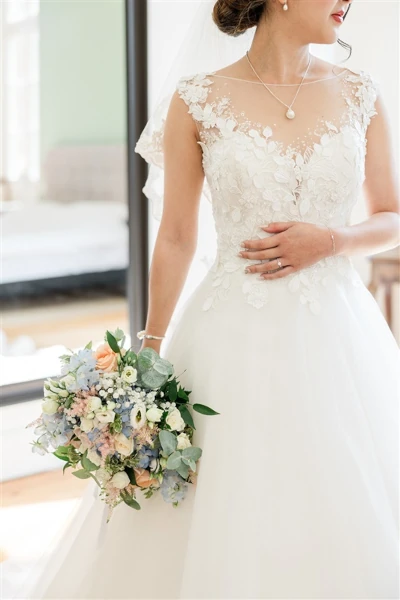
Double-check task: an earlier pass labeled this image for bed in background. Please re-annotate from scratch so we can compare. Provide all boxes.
[1,144,129,300]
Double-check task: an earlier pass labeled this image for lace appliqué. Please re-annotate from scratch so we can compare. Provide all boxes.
[176,69,377,315]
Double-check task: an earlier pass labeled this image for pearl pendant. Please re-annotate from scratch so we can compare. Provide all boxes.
[286,108,295,119]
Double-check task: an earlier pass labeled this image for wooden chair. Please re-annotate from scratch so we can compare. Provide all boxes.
[367,247,400,332]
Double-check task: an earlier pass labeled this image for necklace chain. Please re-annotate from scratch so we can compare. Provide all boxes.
[245,51,313,120]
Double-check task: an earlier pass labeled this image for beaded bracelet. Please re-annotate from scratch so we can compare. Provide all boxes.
[137,330,166,341]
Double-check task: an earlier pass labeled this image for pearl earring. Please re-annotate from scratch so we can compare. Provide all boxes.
[283,2,288,10]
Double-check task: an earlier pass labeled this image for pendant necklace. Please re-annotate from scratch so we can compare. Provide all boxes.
[245,51,312,120]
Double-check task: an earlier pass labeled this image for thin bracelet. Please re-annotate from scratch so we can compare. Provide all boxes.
[137,330,166,341]
[326,225,336,255]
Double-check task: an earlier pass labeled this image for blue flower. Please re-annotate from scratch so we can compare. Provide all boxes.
[160,470,188,504]
[137,446,159,469]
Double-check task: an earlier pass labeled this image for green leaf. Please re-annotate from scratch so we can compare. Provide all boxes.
[177,388,189,401]
[192,403,220,416]
[168,379,177,402]
[54,446,70,461]
[158,430,177,456]
[181,457,196,472]
[178,405,195,430]
[182,446,202,462]
[176,462,189,479]
[84,340,93,350]
[120,489,141,510]
[166,451,182,470]
[63,462,71,474]
[106,331,120,354]
[72,469,91,479]
[126,467,137,486]
[81,453,100,472]
[137,347,158,369]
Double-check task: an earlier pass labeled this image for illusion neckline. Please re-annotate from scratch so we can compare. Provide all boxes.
[208,67,350,87]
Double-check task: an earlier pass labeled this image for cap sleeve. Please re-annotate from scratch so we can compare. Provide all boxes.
[134,72,213,221]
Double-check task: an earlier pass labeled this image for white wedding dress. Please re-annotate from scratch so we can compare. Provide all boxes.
[18,66,399,600]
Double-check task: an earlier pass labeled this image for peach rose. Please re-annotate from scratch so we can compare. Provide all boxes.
[134,467,159,488]
[94,343,118,373]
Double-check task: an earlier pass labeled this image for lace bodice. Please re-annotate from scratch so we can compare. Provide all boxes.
[135,66,379,315]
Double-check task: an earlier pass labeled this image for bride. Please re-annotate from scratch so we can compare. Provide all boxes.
[19,0,399,598]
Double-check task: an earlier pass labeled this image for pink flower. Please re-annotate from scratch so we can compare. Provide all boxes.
[94,343,118,373]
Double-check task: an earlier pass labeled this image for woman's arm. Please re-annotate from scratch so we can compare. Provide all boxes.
[139,90,205,354]
[333,93,400,256]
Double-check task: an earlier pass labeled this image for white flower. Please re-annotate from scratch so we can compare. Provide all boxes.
[110,471,130,489]
[107,401,116,411]
[96,468,111,485]
[114,432,134,457]
[96,410,115,424]
[80,417,94,433]
[87,449,102,466]
[146,406,163,423]
[44,390,59,402]
[122,366,137,384]
[176,432,192,450]
[60,374,75,390]
[165,408,185,432]
[42,398,59,415]
[87,396,102,413]
[130,402,147,429]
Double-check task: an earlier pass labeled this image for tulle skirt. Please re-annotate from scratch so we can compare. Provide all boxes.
[18,267,399,599]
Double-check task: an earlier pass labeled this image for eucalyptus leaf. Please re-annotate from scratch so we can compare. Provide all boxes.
[192,403,220,416]
[181,458,196,472]
[166,451,182,470]
[182,446,202,462]
[176,462,189,479]
[121,490,141,510]
[140,369,169,390]
[158,430,177,455]
[137,347,158,370]
[154,359,174,378]
[72,469,91,480]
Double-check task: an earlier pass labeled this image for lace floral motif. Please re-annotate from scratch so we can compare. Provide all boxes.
[176,69,378,315]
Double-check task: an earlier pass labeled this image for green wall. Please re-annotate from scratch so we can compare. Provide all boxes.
[40,0,126,161]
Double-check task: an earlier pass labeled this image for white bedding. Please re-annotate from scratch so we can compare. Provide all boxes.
[1,200,129,284]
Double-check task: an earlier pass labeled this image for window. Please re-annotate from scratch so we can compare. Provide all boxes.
[1,0,40,183]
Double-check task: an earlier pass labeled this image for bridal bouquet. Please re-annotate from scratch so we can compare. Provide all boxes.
[28,328,218,519]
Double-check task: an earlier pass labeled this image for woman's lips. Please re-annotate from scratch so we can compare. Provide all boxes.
[331,13,344,23]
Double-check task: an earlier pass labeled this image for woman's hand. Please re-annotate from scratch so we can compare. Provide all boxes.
[238,221,334,280]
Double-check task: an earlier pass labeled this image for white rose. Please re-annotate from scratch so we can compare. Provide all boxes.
[87,396,102,413]
[110,471,130,489]
[42,398,59,415]
[96,410,115,423]
[146,406,163,423]
[79,417,94,433]
[165,408,185,432]
[130,403,147,429]
[176,432,192,450]
[122,366,137,384]
[87,449,102,466]
[114,432,134,457]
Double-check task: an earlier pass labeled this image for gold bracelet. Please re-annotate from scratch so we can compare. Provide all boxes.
[326,225,336,256]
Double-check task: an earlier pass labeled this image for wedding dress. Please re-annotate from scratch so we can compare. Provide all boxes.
[18,66,399,600]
